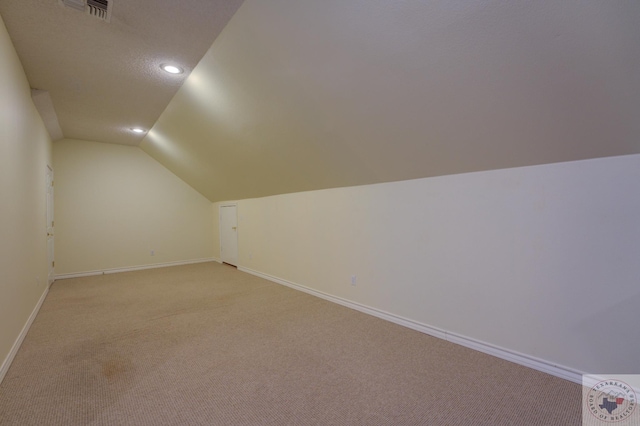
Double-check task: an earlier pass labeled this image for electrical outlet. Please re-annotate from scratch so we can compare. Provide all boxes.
[351,275,357,286]
[249,251,253,260]
[150,250,155,256]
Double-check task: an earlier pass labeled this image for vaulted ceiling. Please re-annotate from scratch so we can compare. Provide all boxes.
[2,0,639,202]
[0,0,243,146]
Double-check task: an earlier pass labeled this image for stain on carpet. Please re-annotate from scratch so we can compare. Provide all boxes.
[101,357,133,381]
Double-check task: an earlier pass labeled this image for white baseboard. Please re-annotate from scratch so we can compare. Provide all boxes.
[0,283,50,385]
[238,266,583,385]
[55,257,220,280]
[2,262,586,388]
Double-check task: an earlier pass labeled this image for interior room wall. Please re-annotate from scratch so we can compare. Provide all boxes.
[235,154,640,376]
[53,139,215,275]
[0,15,52,376]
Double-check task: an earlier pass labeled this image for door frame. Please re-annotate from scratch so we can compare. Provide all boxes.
[219,203,238,266]
[46,165,55,284]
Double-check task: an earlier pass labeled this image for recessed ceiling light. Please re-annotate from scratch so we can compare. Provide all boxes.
[161,64,183,74]
[131,128,146,133]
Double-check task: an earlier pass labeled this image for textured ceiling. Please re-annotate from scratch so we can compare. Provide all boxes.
[2,0,640,203]
[140,0,640,202]
[0,0,244,146]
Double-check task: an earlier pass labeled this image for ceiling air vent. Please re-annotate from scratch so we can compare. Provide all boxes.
[58,0,113,23]
[87,0,112,22]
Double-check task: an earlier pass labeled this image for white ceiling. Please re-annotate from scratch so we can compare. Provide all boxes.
[141,0,640,202]
[0,0,244,146]
[2,0,640,202]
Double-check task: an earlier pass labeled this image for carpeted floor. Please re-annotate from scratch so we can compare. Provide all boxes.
[0,262,581,425]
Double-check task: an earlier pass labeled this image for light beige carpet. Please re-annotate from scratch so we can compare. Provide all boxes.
[0,262,581,425]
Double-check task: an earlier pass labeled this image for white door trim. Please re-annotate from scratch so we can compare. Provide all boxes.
[219,203,238,266]
[46,165,55,284]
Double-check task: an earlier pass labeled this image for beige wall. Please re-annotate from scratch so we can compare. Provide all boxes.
[0,15,52,373]
[234,154,640,376]
[53,139,214,275]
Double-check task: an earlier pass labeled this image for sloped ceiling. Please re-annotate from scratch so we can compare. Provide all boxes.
[141,0,640,203]
[0,0,243,146]
[2,1,639,203]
